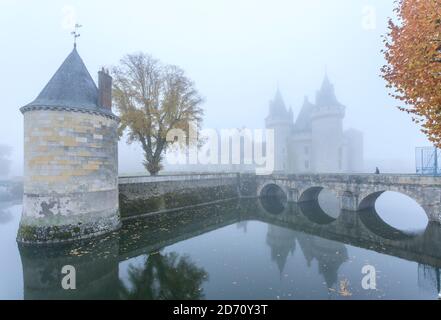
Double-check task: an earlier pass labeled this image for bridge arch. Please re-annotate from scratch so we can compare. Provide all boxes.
[358,188,429,214]
[358,190,428,237]
[297,186,341,225]
[358,191,385,211]
[258,182,288,215]
[358,207,418,240]
[298,201,337,225]
[298,186,323,202]
[358,189,430,220]
[258,181,288,199]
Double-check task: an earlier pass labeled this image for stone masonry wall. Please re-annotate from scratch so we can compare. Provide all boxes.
[119,173,245,218]
[19,109,120,243]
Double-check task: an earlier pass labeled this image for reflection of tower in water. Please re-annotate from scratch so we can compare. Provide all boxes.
[418,264,441,297]
[296,233,348,288]
[266,225,297,274]
[236,221,248,233]
[265,224,348,287]
[19,236,120,299]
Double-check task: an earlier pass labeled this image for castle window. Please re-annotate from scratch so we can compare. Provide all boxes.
[304,146,309,155]
[305,160,310,169]
[339,147,343,170]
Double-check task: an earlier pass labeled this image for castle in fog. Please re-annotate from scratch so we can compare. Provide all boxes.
[266,74,364,173]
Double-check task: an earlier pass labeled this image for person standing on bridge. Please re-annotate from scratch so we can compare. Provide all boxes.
[375,167,380,174]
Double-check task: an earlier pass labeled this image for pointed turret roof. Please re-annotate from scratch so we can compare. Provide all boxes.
[315,73,344,108]
[269,88,289,117]
[24,47,100,110]
[266,225,297,275]
[293,96,315,133]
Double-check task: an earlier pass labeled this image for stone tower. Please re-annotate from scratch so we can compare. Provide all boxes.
[310,74,345,173]
[18,46,120,243]
[291,96,316,173]
[265,89,293,172]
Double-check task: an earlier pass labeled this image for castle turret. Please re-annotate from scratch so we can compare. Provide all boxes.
[310,74,345,173]
[265,89,293,172]
[344,128,364,173]
[290,97,315,172]
[266,225,297,275]
[18,46,120,243]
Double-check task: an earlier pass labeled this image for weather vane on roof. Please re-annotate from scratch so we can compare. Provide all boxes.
[71,23,82,48]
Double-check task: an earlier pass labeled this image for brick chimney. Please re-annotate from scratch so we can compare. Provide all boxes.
[98,68,112,110]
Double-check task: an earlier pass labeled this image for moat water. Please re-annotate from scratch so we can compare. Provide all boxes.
[1,191,440,300]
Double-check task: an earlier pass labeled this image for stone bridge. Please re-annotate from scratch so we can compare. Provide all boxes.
[255,174,441,223]
[118,173,441,224]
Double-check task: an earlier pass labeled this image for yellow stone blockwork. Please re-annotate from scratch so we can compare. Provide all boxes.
[31,175,69,183]
[24,110,117,193]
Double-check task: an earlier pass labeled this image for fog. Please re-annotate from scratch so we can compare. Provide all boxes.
[0,0,430,176]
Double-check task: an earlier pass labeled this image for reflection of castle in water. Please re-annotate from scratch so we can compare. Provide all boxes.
[266,225,297,274]
[418,264,441,296]
[236,221,248,233]
[17,198,441,299]
[297,233,348,288]
[266,224,348,288]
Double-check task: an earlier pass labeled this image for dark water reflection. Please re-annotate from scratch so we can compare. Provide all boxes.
[120,252,208,300]
[1,193,441,300]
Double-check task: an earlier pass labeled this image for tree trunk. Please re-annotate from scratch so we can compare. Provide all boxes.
[144,155,162,176]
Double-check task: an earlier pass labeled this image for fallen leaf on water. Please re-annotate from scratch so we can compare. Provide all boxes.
[339,279,352,297]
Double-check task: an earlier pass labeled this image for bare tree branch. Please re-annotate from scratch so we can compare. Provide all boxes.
[112,53,204,175]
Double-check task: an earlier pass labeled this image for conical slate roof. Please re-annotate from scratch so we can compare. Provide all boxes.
[315,73,344,108]
[269,88,289,117]
[24,47,99,110]
[293,96,315,133]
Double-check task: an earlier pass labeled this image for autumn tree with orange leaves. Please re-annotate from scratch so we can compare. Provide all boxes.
[381,0,441,146]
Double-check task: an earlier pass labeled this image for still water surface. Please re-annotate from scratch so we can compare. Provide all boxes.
[0,191,440,300]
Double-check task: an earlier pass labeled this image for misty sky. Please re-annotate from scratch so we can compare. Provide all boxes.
[0,0,431,175]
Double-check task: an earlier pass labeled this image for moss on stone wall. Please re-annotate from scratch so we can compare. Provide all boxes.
[120,184,238,218]
[238,176,258,197]
[17,216,120,244]
[17,224,80,243]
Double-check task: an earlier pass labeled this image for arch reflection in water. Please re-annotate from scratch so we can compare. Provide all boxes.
[299,201,336,225]
[358,207,418,241]
[298,188,341,225]
[259,184,287,215]
[374,191,428,232]
[18,235,120,300]
[358,191,428,240]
